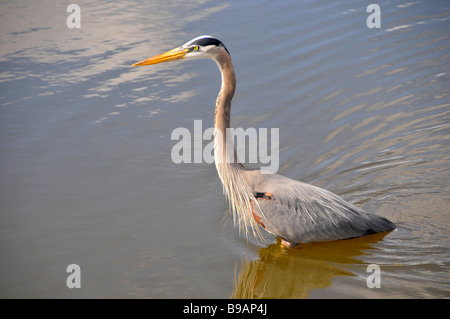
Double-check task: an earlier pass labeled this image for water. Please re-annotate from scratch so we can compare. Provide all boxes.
[0,0,449,298]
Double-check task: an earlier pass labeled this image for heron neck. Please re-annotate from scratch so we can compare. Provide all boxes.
[212,50,261,240]
[214,52,235,132]
[213,51,237,167]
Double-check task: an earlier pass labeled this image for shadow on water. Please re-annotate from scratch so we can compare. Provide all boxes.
[232,232,391,298]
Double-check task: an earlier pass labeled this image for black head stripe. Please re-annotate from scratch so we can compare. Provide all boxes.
[191,37,230,55]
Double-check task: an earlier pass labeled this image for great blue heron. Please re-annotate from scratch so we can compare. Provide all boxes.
[132,35,396,247]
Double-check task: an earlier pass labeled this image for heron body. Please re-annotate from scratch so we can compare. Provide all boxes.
[133,35,396,247]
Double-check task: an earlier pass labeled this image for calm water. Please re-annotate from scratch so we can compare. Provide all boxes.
[1,0,449,298]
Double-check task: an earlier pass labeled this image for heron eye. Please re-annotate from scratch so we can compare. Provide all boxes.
[193,46,199,50]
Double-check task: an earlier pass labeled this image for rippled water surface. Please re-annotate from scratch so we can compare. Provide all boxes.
[1,0,449,298]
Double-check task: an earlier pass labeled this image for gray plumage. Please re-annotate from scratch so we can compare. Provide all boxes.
[248,171,395,244]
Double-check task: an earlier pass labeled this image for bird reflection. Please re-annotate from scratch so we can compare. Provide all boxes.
[231,232,390,298]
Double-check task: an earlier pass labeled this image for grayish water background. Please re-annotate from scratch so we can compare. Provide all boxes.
[0,0,449,298]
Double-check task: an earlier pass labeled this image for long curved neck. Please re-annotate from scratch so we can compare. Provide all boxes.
[214,50,236,166]
[212,50,261,239]
[213,51,243,173]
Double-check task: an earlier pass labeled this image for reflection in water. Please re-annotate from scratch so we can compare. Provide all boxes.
[232,232,389,298]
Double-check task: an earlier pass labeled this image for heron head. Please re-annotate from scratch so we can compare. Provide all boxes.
[132,35,230,66]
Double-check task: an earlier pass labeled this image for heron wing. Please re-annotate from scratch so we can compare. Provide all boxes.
[251,173,395,243]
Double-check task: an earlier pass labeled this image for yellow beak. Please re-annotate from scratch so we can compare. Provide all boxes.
[132,47,189,66]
